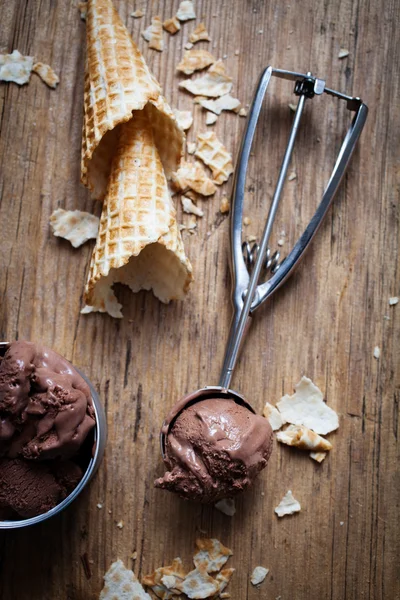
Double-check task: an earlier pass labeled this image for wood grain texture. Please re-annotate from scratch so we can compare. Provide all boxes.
[0,0,399,598]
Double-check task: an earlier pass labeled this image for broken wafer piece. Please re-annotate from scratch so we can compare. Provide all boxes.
[195,131,233,184]
[199,95,241,115]
[179,60,233,97]
[189,23,211,44]
[181,196,204,217]
[142,16,164,51]
[250,566,269,586]
[275,490,301,517]
[193,538,233,573]
[185,214,197,232]
[176,0,196,21]
[310,451,327,463]
[142,557,187,599]
[33,62,59,88]
[276,376,339,435]
[50,209,99,248]
[263,402,285,431]
[177,50,216,75]
[100,559,151,600]
[276,424,332,451]
[0,50,34,85]
[173,109,193,131]
[220,196,229,213]
[172,160,217,196]
[214,568,235,597]
[163,16,181,34]
[205,112,218,125]
[131,9,144,18]
[161,575,178,590]
[179,567,220,599]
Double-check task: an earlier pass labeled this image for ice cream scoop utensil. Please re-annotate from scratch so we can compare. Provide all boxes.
[220,66,368,388]
[160,67,367,457]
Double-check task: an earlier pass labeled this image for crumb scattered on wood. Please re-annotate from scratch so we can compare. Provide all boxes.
[163,16,180,34]
[250,566,269,586]
[206,111,218,125]
[32,62,59,88]
[176,0,196,21]
[189,23,211,44]
[220,196,230,213]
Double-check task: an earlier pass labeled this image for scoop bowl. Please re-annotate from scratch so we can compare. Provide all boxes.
[160,385,256,458]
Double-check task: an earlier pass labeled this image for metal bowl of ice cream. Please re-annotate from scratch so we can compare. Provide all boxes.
[0,341,106,529]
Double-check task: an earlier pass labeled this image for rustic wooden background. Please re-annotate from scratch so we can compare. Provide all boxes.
[0,0,399,598]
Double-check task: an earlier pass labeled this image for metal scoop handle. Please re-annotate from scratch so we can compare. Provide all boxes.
[219,66,368,389]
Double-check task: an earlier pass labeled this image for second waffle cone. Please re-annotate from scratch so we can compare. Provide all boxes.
[83,110,192,317]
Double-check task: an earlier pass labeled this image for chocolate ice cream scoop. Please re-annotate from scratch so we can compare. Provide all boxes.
[0,341,95,460]
[156,393,273,503]
[0,458,82,519]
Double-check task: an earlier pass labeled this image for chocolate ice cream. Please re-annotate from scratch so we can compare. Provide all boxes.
[0,458,82,519]
[0,341,96,519]
[155,397,273,503]
[0,341,95,460]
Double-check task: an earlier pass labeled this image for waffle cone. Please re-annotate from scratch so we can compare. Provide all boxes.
[82,111,193,318]
[80,0,192,316]
[82,0,184,200]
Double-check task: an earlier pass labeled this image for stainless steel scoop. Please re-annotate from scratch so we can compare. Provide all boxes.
[161,66,368,455]
[0,341,106,529]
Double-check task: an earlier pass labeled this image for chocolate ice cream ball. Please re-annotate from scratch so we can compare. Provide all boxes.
[0,341,95,460]
[155,397,273,503]
[0,458,83,519]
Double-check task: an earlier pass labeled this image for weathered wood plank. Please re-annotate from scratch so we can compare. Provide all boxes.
[0,1,399,598]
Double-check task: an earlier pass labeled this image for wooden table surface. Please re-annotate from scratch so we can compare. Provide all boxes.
[0,1,399,598]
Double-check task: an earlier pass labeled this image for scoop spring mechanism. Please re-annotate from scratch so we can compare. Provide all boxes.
[242,241,284,275]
